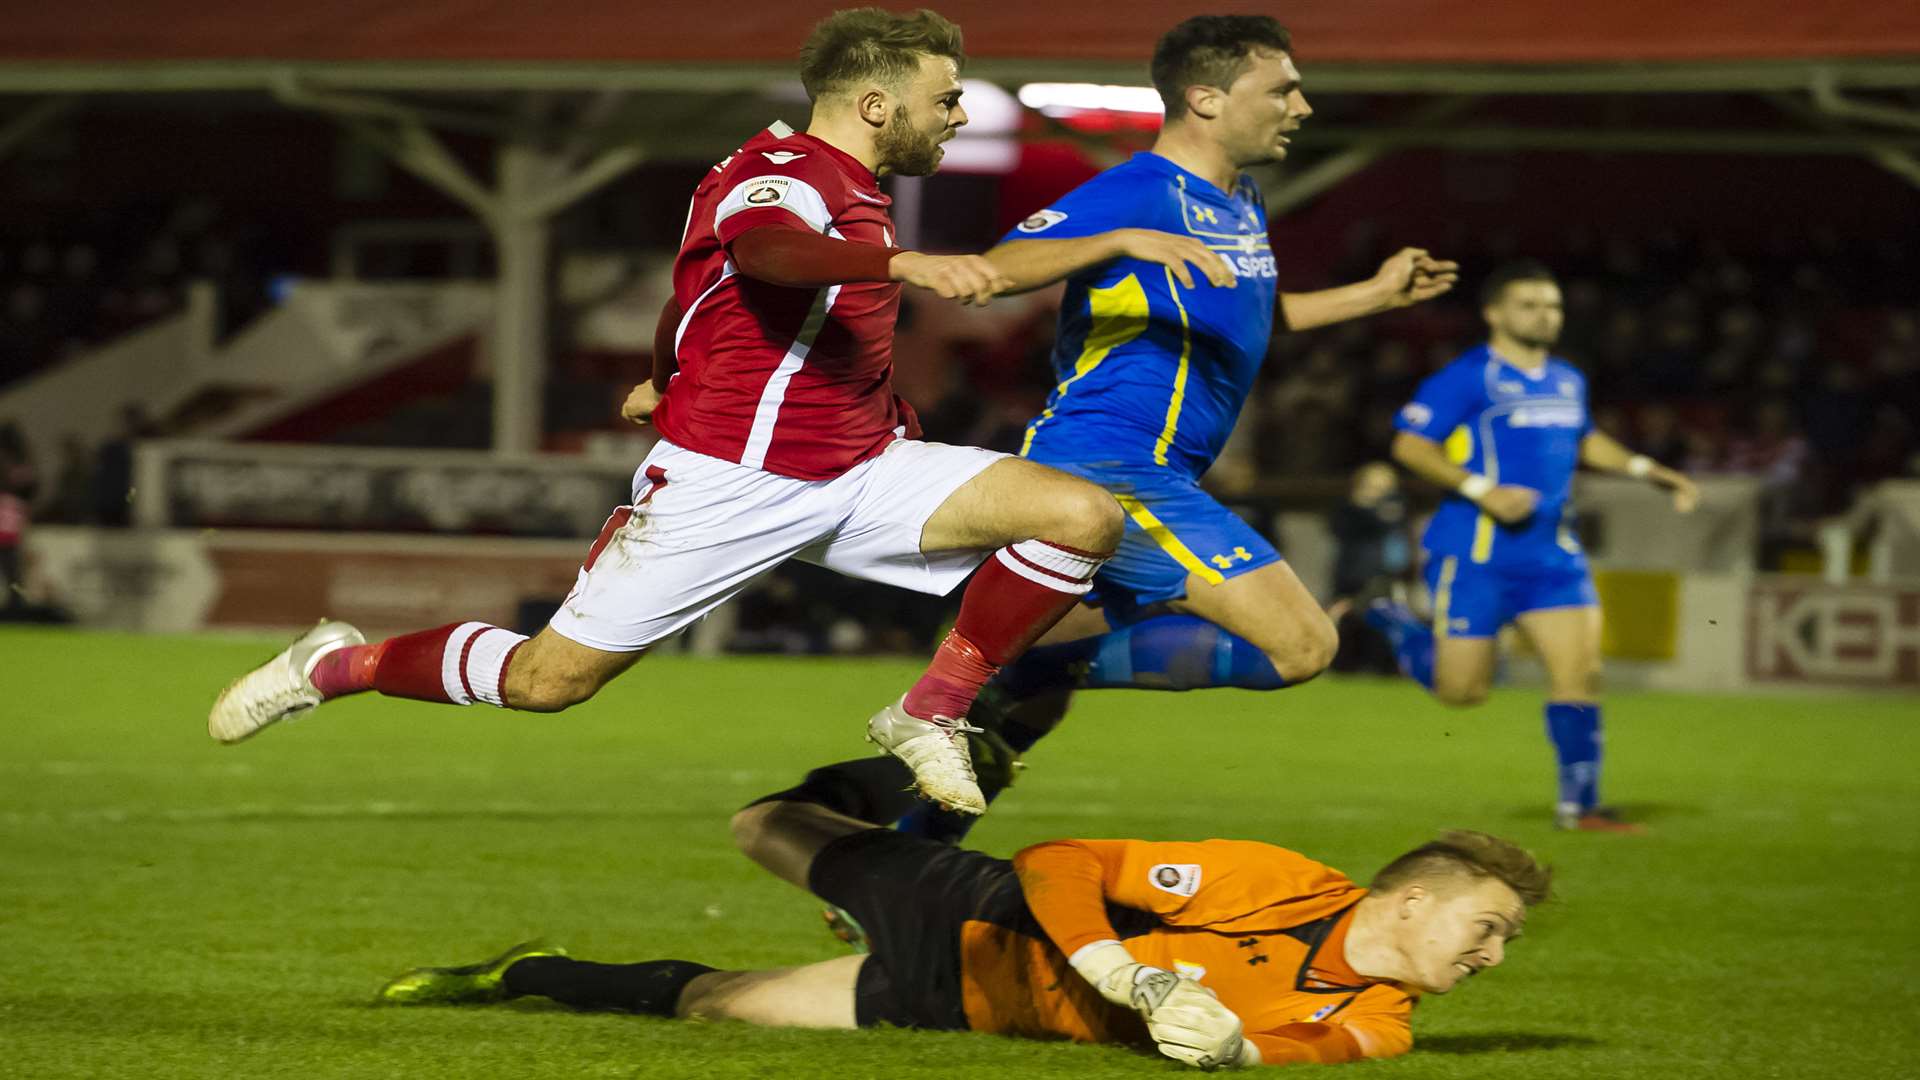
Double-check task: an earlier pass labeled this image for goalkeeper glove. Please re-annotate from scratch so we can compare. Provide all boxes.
[1069,942,1259,1070]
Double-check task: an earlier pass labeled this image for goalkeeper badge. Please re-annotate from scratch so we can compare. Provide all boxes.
[1149,863,1202,897]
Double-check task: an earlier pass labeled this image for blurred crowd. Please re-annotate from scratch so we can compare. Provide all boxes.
[0,199,270,387]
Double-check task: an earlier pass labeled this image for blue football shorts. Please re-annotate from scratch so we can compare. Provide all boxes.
[1036,460,1281,628]
[1423,551,1597,638]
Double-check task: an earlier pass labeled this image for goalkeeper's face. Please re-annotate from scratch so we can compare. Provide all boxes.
[1393,877,1527,994]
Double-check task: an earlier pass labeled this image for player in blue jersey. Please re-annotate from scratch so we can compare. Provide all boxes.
[1365,260,1699,832]
[885,15,1459,846]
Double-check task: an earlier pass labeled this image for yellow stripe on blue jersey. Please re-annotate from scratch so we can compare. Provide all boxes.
[1152,266,1194,467]
[1001,152,1278,477]
[1113,492,1226,585]
[1393,345,1593,570]
[1019,274,1151,456]
[1432,556,1458,636]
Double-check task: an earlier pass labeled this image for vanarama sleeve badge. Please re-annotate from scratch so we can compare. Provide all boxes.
[1149,863,1202,897]
[1016,209,1069,233]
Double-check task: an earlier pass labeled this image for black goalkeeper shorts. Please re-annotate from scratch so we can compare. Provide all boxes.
[807,827,1034,1032]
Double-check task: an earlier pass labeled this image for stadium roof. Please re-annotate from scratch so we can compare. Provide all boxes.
[3,0,1919,94]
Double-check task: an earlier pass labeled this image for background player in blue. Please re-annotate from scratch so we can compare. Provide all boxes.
[889,15,1459,846]
[1367,260,1700,832]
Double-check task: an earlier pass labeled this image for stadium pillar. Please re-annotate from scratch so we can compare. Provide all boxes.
[490,143,549,455]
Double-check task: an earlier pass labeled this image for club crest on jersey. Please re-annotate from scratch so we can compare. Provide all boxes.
[744,179,790,206]
[1017,209,1069,233]
[761,150,807,164]
[1150,863,1202,897]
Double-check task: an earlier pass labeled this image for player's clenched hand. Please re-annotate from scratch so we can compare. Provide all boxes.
[1665,471,1701,513]
[1374,247,1459,308]
[621,382,662,426]
[890,251,1015,306]
[1113,229,1237,290]
[1132,970,1254,1070]
[1476,484,1541,524]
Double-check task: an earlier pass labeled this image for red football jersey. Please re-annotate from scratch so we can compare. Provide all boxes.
[651,121,920,481]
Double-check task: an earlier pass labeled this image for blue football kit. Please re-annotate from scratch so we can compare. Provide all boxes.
[1376,343,1612,823]
[1392,345,1600,637]
[1008,152,1282,624]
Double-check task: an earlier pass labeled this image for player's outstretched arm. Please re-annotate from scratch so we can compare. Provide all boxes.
[1392,430,1540,524]
[725,224,1012,307]
[888,250,1016,306]
[984,229,1237,295]
[1579,431,1700,512]
[1280,248,1460,331]
[1014,841,1256,1069]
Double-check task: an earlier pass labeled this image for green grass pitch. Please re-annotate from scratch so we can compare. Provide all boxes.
[2,627,1916,1079]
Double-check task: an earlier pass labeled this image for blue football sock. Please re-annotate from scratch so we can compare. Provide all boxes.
[1363,601,1435,691]
[998,615,1288,698]
[1545,701,1602,812]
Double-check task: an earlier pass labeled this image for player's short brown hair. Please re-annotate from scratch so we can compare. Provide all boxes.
[1480,258,1559,306]
[1369,830,1553,907]
[798,8,965,103]
[1151,15,1294,119]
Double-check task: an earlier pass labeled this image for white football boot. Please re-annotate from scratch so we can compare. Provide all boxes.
[866,696,986,815]
[208,620,365,744]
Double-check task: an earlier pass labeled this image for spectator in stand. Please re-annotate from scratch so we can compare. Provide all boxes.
[93,404,154,527]
[0,422,36,610]
[1724,399,1809,485]
[1264,344,1356,475]
[1328,461,1410,600]
[1635,403,1689,469]
[45,435,94,525]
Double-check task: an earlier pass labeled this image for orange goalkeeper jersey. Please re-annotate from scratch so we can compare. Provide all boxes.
[959,839,1417,1066]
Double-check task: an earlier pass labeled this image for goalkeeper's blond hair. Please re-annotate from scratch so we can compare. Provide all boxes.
[1369,830,1552,906]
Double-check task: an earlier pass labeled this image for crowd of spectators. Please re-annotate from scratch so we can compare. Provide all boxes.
[0,200,269,389]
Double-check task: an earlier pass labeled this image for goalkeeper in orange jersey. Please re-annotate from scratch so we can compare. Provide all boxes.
[378,757,1550,1069]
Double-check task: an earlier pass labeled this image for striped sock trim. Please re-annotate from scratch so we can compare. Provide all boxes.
[438,623,530,707]
[994,539,1106,595]
[439,623,489,705]
[467,628,531,707]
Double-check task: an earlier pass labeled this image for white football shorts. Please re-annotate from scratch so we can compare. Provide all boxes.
[548,437,1006,652]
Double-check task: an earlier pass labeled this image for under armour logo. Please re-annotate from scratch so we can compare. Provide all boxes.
[1209,547,1254,569]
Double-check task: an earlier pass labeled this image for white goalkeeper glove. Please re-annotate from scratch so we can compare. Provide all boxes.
[1069,942,1260,1070]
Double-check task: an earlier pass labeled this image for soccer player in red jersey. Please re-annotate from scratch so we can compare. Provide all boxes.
[209,9,1243,813]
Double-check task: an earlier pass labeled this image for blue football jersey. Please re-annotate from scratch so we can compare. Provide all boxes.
[1006,153,1278,478]
[1394,346,1593,567]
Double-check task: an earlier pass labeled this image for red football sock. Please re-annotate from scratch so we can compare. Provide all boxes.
[309,643,382,700]
[902,540,1108,720]
[313,622,530,706]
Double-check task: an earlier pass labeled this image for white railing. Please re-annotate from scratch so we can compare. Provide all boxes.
[1818,480,1920,584]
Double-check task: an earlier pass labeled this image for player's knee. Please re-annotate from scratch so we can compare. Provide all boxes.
[1264,612,1338,683]
[1434,678,1490,708]
[1045,481,1123,549]
[729,802,780,860]
[1553,666,1602,701]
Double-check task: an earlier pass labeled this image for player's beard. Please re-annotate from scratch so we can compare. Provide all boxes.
[1514,326,1560,350]
[876,106,945,177]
